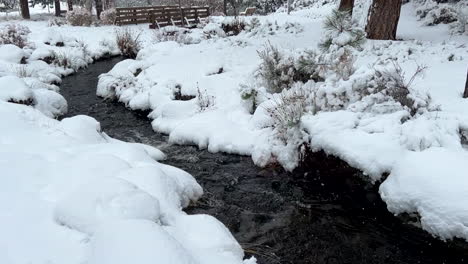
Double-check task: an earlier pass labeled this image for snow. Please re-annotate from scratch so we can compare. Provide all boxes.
[0,44,25,63]
[0,100,254,264]
[0,75,33,103]
[93,1,468,242]
[0,9,255,264]
[1,0,468,257]
[88,220,198,264]
[380,148,468,241]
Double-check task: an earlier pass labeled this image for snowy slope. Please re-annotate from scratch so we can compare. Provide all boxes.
[96,2,468,242]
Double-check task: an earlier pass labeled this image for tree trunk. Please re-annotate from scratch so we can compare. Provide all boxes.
[95,0,103,19]
[68,0,73,11]
[287,0,291,14]
[463,67,468,98]
[365,0,402,40]
[338,0,354,13]
[103,0,113,10]
[85,0,93,12]
[19,0,30,19]
[223,0,227,15]
[55,0,61,16]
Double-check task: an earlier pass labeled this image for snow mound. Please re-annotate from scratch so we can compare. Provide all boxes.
[0,44,25,63]
[55,177,160,234]
[88,219,198,264]
[0,101,252,264]
[380,148,468,240]
[0,75,33,103]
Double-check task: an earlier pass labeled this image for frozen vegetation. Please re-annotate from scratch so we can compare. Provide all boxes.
[0,0,468,263]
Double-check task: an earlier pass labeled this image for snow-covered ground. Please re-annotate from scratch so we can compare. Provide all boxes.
[0,7,255,264]
[1,1,468,262]
[96,2,468,242]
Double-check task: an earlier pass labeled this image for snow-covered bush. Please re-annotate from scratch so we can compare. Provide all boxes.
[239,82,262,114]
[0,23,31,48]
[153,26,199,45]
[318,9,365,52]
[196,85,215,111]
[374,62,430,115]
[100,8,117,25]
[256,43,319,93]
[416,1,458,26]
[115,28,141,59]
[203,22,227,38]
[13,65,35,78]
[66,7,93,26]
[48,18,66,27]
[245,19,303,36]
[456,5,468,33]
[317,47,356,81]
[221,17,246,36]
[49,50,73,69]
[266,84,310,142]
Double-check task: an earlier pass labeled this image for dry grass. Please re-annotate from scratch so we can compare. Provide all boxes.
[115,28,141,59]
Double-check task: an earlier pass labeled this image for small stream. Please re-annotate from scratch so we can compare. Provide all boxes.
[60,57,468,264]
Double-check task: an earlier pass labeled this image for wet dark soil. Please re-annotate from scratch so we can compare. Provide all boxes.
[60,57,468,264]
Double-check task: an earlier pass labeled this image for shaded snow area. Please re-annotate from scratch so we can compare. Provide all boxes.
[96,2,468,241]
[0,10,254,264]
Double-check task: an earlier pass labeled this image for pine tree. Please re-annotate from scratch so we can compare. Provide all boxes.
[365,0,402,40]
[95,0,102,18]
[19,0,30,19]
[54,0,60,16]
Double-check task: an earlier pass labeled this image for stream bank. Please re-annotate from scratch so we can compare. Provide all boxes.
[59,57,468,264]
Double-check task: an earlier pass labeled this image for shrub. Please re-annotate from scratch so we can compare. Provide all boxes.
[319,9,365,51]
[101,8,117,25]
[50,50,72,69]
[265,85,310,143]
[13,65,35,78]
[317,47,356,81]
[66,7,93,26]
[221,17,246,36]
[48,18,66,27]
[256,43,319,93]
[239,82,259,114]
[0,24,31,48]
[196,84,215,111]
[153,26,198,44]
[115,28,141,59]
[374,61,429,114]
[203,22,227,38]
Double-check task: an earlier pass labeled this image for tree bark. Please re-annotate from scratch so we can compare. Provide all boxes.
[67,0,73,11]
[365,0,402,40]
[55,0,61,16]
[338,0,354,14]
[19,0,30,19]
[463,67,468,98]
[95,0,103,19]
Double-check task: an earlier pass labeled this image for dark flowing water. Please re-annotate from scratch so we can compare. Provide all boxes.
[60,57,468,264]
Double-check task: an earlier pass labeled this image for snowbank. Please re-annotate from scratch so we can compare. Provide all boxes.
[0,101,254,264]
